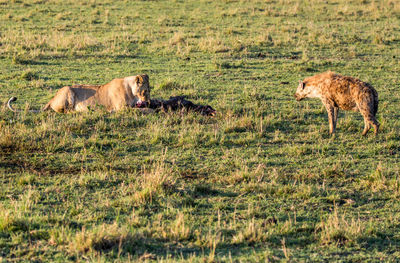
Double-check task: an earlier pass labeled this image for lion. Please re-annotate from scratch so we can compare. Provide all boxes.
[294,71,379,136]
[7,74,151,113]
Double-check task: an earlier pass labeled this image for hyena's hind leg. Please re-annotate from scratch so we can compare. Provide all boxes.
[361,117,371,136]
[361,114,379,136]
[358,101,380,136]
[370,116,379,136]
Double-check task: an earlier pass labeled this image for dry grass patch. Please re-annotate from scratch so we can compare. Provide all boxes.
[0,30,104,58]
[169,31,186,46]
[133,150,177,204]
[232,217,269,245]
[198,35,230,53]
[159,212,192,242]
[316,208,365,246]
[67,223,143,256]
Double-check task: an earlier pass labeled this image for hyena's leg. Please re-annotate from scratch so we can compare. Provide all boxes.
[333,107,339,133]
[323,101,335,135]
[372,118,380,136]
[358,101,380,136]
[362,118,371,136]
[361,113,379,136]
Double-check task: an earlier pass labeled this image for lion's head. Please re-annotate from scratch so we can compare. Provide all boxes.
[125,74,151,107]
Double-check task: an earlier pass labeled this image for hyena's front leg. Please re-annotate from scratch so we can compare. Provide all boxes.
[333,107,339,132]
[323,100,335,135]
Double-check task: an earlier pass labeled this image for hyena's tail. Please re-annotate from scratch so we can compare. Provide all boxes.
[7,97,41,113]
[373,89,378,116]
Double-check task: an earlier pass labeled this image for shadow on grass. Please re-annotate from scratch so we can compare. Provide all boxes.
[0,153,81,176]
[14,59,50,65]
[359,231,400,251]
[191,183,237,198]
[246,48,302,61]
[82,236,277,262]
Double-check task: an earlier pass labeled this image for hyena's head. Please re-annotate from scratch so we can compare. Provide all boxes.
[294,80,320,101]
[127,74,151,107]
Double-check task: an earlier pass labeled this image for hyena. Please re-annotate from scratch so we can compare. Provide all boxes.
[294,71,379,136]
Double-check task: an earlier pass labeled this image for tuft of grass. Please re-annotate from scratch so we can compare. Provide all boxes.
[67,223,142,256]
[132,150,176,204]
[198,35,230,53]
[232,217,268,245]
[165,212,192,242]
[158,79,193,91]
[169,31,186,46]
[316,208,365,246]
[0,209,29,233]
[20,69,39,81]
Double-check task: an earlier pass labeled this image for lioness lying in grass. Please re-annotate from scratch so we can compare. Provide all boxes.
[8,74,150,113]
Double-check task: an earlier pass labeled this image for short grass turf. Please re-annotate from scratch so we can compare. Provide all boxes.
[1,0,400,262]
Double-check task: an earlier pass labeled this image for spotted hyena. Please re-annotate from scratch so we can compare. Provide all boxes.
[294,71,379,136]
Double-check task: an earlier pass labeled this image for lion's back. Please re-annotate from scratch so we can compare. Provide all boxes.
[70,85,101,102]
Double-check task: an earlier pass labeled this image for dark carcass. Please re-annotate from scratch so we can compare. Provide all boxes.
[140,96,216,116]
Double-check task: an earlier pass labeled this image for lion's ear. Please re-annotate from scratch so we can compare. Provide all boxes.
[136,75,143,84]
[141,74,149,83]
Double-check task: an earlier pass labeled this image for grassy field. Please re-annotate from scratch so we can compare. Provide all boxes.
[1,0,400,261]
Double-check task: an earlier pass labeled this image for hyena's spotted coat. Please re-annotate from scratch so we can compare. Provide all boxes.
[294,71,379,136]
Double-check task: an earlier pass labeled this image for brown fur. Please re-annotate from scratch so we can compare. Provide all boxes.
[41,74,150,113]
[294,71,379,136]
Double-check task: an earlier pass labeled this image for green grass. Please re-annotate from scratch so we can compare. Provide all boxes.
[1,0,400,261]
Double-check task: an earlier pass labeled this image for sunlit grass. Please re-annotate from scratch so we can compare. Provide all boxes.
[1,0,400,262]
